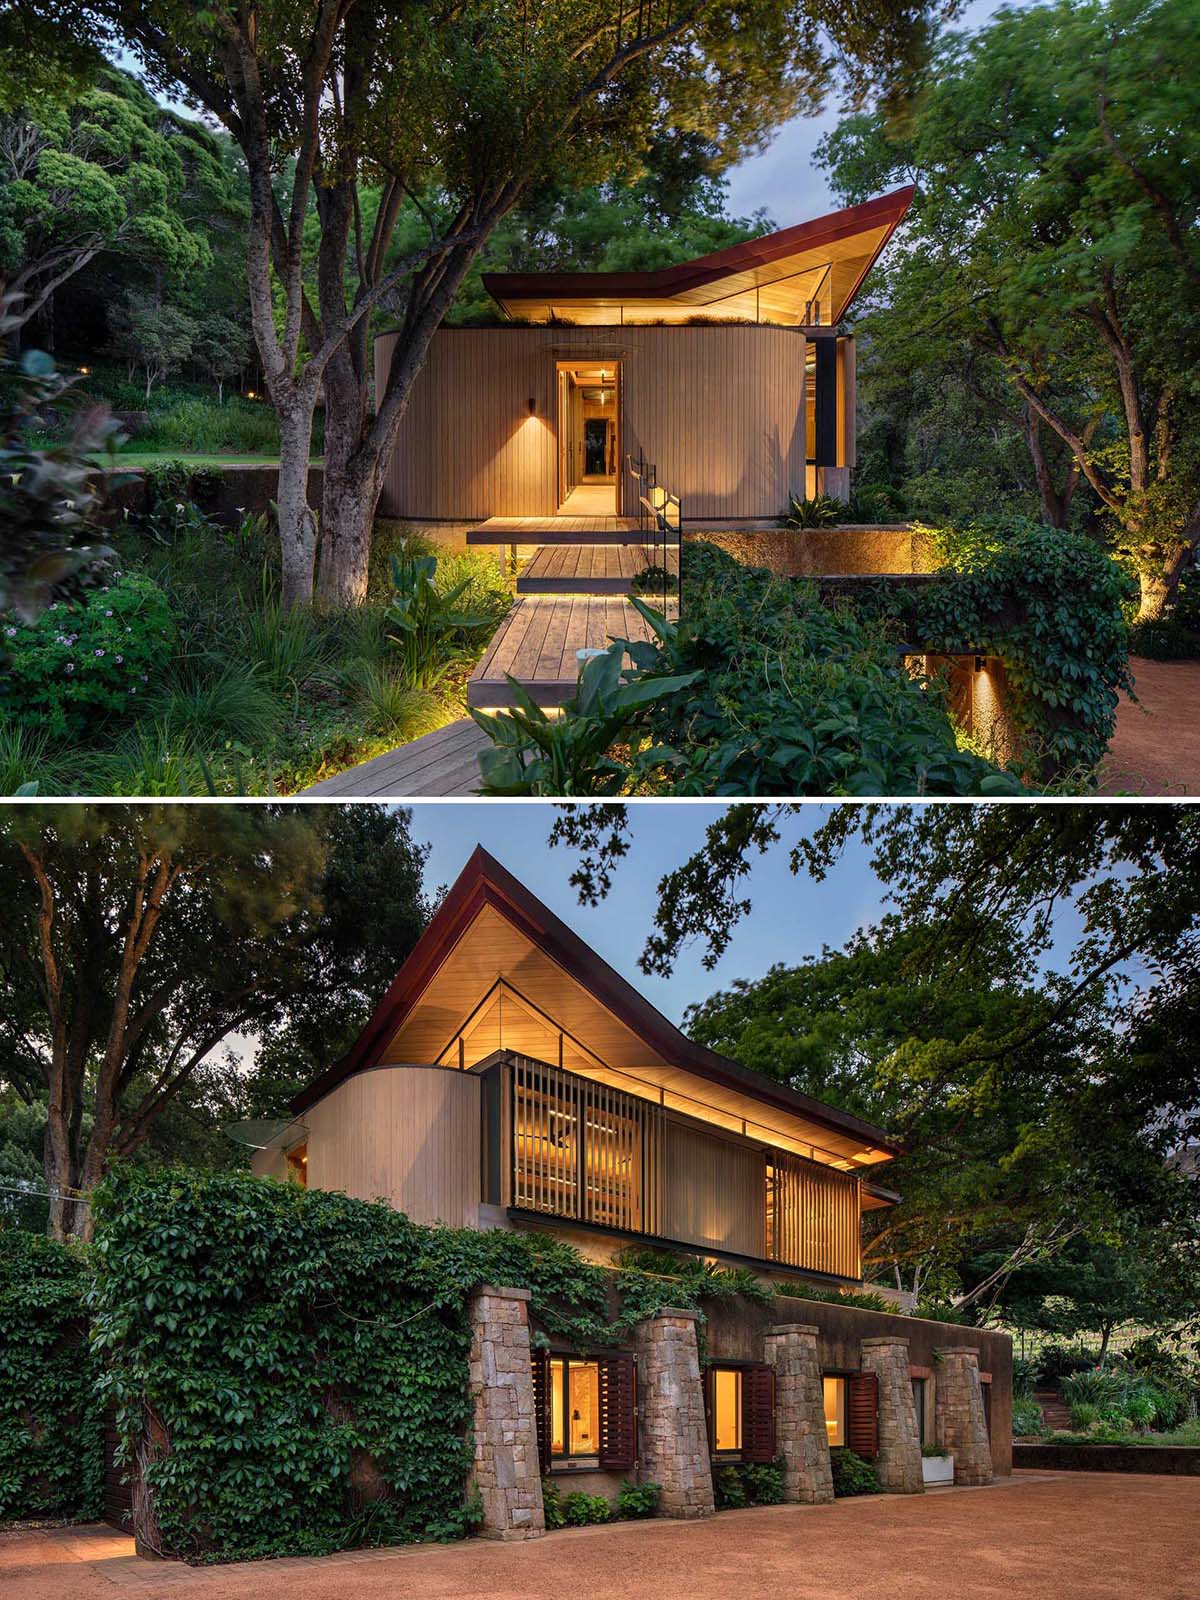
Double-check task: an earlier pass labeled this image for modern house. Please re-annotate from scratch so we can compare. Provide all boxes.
[253,847,1010,1533]
[376,188,914,524]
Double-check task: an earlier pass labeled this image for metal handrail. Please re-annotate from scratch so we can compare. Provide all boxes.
[625,452,681,619]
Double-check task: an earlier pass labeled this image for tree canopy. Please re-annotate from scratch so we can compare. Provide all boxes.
[818,0,1200,616]
[551,803,1200,1306]
[0,804,430,1239]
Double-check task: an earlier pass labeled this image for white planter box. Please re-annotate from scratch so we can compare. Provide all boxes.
[922,1453,955,1486]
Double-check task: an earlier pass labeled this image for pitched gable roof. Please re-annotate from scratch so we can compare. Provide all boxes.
[292,846,898,1164]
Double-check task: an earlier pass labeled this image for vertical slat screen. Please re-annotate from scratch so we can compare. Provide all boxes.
[530,1347,551,1473]
[741,1364,777,1463]
[765,1150,861,1279]
[510,1056,662,1235]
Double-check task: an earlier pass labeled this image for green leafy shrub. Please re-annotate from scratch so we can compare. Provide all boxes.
[541,1477,565,1529]
[562,1491,612,1526]
[1012,1356,1039,1398]
[713,1464,747,1509]
[1,571,176,736]
[1069,1400,1101,1430]
[1035,1343,1098,1383]
[713,1458,786,1508]
[1012,1397,1045,1436]
[793,1285,896,1313]
[1127,618,1199,659]
[615,1479,660,1518]
[920,1444,949,1458]
[385,542,499,689]
[829,1447,882,1497]
[0,1231,102,1520]
[475,545,1022,797]
[900,519,1135,776]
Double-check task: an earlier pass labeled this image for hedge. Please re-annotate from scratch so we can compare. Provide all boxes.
[0,1230,102,1521]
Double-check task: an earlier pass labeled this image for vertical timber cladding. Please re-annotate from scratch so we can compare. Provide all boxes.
[375,325,807,521]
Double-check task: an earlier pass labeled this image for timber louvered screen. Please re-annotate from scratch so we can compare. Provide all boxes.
[531,1347,551,1473]
[846,1370,879,1460]
[598,1351,638,1471]
[765,1150,861,1279]
[510,1056,663,1234]
[741,1363,776,1463]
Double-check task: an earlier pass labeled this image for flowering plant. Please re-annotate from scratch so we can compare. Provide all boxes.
[1,571,176,736]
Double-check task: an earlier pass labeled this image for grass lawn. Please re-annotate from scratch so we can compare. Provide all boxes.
[91,452,324,468]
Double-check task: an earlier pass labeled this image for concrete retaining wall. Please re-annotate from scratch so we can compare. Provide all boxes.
[683,525,934,577]
[1014,1443,1200,1475]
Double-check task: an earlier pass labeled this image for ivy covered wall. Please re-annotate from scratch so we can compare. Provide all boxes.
[88,1170,774,1563]
[0,1231,102,1521]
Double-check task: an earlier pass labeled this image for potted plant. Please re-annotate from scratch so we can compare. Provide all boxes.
[921,1445,954,1486]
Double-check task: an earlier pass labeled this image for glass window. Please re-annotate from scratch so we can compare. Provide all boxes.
[823,1376,846,1446]
[285,1142,307,1186]
[712,1367,742,1454]
[549,1356,600,1462]
[912,1378,926,1445]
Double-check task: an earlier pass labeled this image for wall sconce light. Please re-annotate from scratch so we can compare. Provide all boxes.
[528,396,536,415]
[974,654,985,673]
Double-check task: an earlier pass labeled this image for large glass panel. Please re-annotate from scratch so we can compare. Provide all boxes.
[569,1360,600,1456]
[823,1375,845,1446]
[713,1366,742,1453]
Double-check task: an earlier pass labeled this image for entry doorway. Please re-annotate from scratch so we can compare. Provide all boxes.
[557,360,620,514]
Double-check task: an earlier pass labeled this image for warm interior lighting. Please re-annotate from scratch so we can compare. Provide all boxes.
[823,1376,845,1445]
[286,1142,308,1186]
[713,1367,742,1453]
[551,1356,599,1457]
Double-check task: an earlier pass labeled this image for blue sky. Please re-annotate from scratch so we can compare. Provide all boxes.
[405,802,895,1024]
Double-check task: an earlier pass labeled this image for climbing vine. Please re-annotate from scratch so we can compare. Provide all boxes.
[852,518,1134,778]
[0,1230,102,1521]
[87,1171,782,1563]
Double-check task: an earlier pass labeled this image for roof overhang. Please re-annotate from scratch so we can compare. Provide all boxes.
[483,187,914,328]
[292,847,899,1169]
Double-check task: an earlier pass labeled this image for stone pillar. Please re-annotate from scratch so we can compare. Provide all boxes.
[467,1285,545,1539]
[860,1336,924,1494]
[763,1323,834,1504]
[935,1347,993,1486]
[631,1307,714,1519]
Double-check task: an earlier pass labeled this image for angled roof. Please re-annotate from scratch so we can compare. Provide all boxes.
[483,187,914,328]
[292,846,899,1167]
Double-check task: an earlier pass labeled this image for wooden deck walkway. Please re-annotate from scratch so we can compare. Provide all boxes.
[300,718,488,796]
[468,594,673,708]
[517,543,654,594]
[467,515,645,546]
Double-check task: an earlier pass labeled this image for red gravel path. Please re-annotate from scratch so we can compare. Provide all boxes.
[1101,656,1200,796]
[4,1472,1198,1600]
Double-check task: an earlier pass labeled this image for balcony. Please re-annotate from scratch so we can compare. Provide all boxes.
[483,1053,862,1281]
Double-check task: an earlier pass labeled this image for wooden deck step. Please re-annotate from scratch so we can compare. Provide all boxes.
[468,515,651,547]
[468,595,674,709]
[300,718,488,797]
[517,543,659,595]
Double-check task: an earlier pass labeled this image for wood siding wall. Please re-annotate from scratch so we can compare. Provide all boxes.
[661,1117,766,1258]
[377,325,809,521]
[252,1067,481,1227]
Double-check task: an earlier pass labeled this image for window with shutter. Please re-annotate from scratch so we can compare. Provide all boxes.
[530,1347,551,1473]
[741,1363,776,1463]
[598,1351,638,1471]
[846,1370,879,1459]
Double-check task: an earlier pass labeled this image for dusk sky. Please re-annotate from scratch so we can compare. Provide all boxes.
[725,0,1020,222]
[407,802,917,1024]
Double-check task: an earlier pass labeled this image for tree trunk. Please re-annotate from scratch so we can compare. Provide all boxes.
[276,402,320,610]
[43,1105,80,1243]
[315,340,375,607]
[1136,540,1193,621]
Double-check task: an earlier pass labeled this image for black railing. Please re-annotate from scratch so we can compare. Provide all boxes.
[626,452,681,619]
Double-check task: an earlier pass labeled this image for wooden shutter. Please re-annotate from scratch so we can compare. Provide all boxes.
[530,1348,551,1474]
[741,1363,776,1463]
[702,1363,716,1454]
[598,1351,638,1471]
[846,1370,878,1459]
